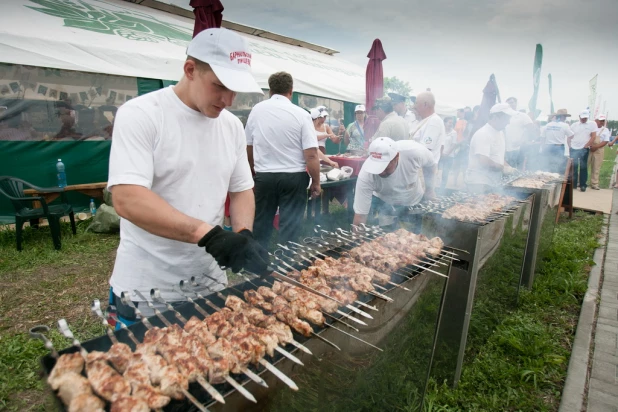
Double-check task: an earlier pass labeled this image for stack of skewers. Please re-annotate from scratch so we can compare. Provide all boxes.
[35,226,456,412]
[408,193,520,224]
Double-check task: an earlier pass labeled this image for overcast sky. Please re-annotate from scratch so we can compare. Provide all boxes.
[222,0,618,119]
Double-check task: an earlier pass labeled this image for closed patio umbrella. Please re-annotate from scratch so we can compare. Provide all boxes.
[364,39,387,143]
[191,0,224,37]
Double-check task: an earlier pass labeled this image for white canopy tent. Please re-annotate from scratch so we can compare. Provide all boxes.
[0,0,366,103]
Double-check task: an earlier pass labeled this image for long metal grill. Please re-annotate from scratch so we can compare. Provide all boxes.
[35,226,456,412]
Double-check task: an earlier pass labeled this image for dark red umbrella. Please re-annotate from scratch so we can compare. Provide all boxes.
[191,0,224,37]
[364,39,387,144]
[471,74,499,136]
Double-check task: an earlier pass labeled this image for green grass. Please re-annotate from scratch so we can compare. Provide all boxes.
[423,211,604,411]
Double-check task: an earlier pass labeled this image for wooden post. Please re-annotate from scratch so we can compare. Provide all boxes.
[556,158,574,223]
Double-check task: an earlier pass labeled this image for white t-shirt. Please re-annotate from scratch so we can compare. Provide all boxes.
[411,113,445,164]
[504,111,533,152]
[245,95,318,172]
[466,123,505,186]
[402,110,418,133]
[570,121,597,150]
[442,130,458,158]
[597,127,611,143]
[354,140,434,214]
[107,86,254,303]
[542,121,574,145]
[316,124,328,148]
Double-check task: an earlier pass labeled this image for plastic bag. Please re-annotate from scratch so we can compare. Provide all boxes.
[87,203,120,233]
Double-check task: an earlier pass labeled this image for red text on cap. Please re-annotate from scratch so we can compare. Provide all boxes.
[230,51,252,66]
[370,152,383,159]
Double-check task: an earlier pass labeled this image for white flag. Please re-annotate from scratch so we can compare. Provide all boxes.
[588,74,598,113]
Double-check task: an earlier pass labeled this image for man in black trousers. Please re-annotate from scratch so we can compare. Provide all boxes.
[245,71,321,248]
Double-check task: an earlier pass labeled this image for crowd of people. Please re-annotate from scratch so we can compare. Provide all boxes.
[104,27,613,319]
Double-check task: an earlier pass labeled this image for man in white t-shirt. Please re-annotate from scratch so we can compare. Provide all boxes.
[411,91,445,166]
[590,114,611,190]
[353,137,436,229]
[372,97,409,142]
[541,109,574,173]
[107,28,269,322]
[466,103,517,193]
[569,110,597,192]
[245,71,321,248]
[389,92,418,132]
[504,97,535,169]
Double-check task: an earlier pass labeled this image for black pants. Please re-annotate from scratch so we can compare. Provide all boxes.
[440,157,454,189]
[570,148,589,189]
[542,145,567,174]
[254,172,309,249]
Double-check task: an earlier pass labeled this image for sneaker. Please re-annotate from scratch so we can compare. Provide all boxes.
[591,186,600,190]
[581,187,587,192]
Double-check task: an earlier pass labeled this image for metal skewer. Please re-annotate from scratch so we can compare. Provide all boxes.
[29,325,58,358]
[245,282,361,332]
[215,291,341,353]
[134,290,257,403]
[120,292,227,405]
[92,300,141,346]
[184,279,312,357]
[150,289,269,390]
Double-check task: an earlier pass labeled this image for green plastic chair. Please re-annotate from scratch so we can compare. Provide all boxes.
[0,176,76,251]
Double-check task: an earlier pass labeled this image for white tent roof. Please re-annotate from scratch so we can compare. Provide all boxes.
[0,0,365,103]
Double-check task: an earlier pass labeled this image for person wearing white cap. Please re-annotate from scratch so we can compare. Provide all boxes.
[540,108,574,173]
[352,137,436,229]
[344,105,367,151]
[569,110,597,192]
[245,72,322,248]
[589,114,610,190]
[410,91,446,166]
[311,108,340,154]
[465,103,517,193]
[504,97,535,169]
[107,28,268,321]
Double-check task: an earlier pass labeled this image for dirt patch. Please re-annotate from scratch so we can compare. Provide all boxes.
[0,249,115,335]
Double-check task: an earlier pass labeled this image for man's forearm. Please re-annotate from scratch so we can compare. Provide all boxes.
[584,133,597,149]
[229,189,255,232]
[111,185,212,244]
[476,154,502,171]
[247,145,255,175]
[423,165,436,194]
[353,213,368,226]
[304,148,320,183]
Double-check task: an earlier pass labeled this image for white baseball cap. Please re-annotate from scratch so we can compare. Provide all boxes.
[361,137,399,174]
[596,114,606,121]
[355,105,366,112]
[490,103,517,116]
[579,110,590,118]
[310,108,328,119]
[186,28,263,94]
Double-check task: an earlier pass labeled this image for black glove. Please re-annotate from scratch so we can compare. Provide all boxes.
[198,226,269,274]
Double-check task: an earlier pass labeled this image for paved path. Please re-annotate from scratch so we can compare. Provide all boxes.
[560,191,617,412]
[587,191,618,411]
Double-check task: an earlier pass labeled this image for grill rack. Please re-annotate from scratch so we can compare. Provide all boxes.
[39,229,450,411]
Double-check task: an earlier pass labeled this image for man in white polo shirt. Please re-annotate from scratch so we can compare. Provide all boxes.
[245,71,321,248]
[504,97,535,169]
[107,28,269,323]
[541,108,574,173]
[466,103,517,193]
[411,91,446,166]
[569,110,597,192]
[353,137,436,229]
[590,114,610,190]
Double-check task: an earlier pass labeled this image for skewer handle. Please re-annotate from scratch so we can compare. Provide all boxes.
[29,325,58,358]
